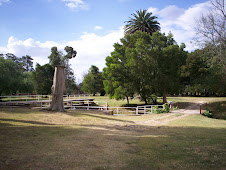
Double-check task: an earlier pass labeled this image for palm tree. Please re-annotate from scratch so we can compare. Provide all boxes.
[124,9,160,35]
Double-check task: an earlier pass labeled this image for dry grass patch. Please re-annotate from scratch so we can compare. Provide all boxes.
[0,108,225,169]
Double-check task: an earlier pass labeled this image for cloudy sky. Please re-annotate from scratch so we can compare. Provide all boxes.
[0,0,211,83]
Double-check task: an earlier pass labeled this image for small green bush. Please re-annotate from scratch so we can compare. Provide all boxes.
[163,103,170,113]
[202,110,213,118]
[151,104,170,113]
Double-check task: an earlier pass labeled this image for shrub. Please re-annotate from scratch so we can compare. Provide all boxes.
[202,110,213,118]
[163,103,170,113]
[151,103,170,113]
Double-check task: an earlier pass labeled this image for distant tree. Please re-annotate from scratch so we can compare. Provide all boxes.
[21,55,34,72]
[33,64,54,95]
[195,0,225,69]
[19,72,35,93]
[0,57,23,95]
[182,47,226,96]
[5,53,23,70]
[124,9,160,35]
[82,65,105,96]
[64,61,78,94]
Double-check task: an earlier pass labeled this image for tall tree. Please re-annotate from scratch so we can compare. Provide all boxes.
[104,31,187,104]
[153,32,188,102]
[21,55,34,72]
[124,9,160,35]
[104,31,157,104]
[82,65,105,96]
[103,43,135,104]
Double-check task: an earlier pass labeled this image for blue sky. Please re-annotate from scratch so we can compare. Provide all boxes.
[0,0,210,83]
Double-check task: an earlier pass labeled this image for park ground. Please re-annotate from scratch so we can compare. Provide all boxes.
[0,97,225,169]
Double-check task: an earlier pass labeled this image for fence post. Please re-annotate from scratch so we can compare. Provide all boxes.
[117,107,119,114]
[151,106,153,113]
[136,107,138,115]
[144,106,146,114]
[87,101,89,110]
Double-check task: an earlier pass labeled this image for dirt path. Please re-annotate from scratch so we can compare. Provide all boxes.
[136,103,204,126]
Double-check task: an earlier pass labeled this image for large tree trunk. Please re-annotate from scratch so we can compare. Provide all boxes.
[163,90,167,103]
[48,66,65,112]
[126,96,129,105]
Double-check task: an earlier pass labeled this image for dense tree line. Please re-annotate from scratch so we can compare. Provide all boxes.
[0,46,78,96]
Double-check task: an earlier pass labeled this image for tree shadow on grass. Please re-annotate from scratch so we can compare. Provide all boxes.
[0,118,56,125]
[0,120,225,169]
[73,112,135,124]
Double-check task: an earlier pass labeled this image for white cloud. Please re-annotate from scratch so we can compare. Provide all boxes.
[62,0,89,10]
[0,0,9,5]
[0,27,124,83]
[148,2,211,51]
[147,7,158,15]
[158,5,185,19]
[94,26,103,30]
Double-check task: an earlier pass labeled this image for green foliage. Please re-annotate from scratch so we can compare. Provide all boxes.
[0,57,23,95]
[33,64,54,95]
[21,55,34,72]
[182,46,226,96]
[104,31,187,104]
[19,72,35,93]
[152,103,170,113]
[202,110,213,118]
[48,46,77,67]
[163,103,170,113]
[124,9,160,35]
[82,65,105,96]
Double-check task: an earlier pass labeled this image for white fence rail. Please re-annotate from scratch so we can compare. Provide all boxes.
[0,94,92,102]
[0,95,165,115]
[136,105,164,114]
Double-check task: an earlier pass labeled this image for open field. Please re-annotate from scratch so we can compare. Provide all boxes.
[0,101,226,169]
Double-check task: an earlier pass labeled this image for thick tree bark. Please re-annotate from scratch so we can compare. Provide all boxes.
[126,96,129,105]
[163,90,167,103]
[47,66,65,112]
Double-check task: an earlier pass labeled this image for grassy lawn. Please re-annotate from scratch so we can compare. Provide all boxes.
[0,104,225,169]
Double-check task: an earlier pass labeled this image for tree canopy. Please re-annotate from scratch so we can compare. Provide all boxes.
[82,65,105,96]
[103,31,187,104]
[124,9,160,35]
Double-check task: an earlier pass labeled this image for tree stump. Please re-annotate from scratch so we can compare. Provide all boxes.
[48,66,66,112]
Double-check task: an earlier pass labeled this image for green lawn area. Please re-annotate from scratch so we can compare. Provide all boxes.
[0,98,226,169]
